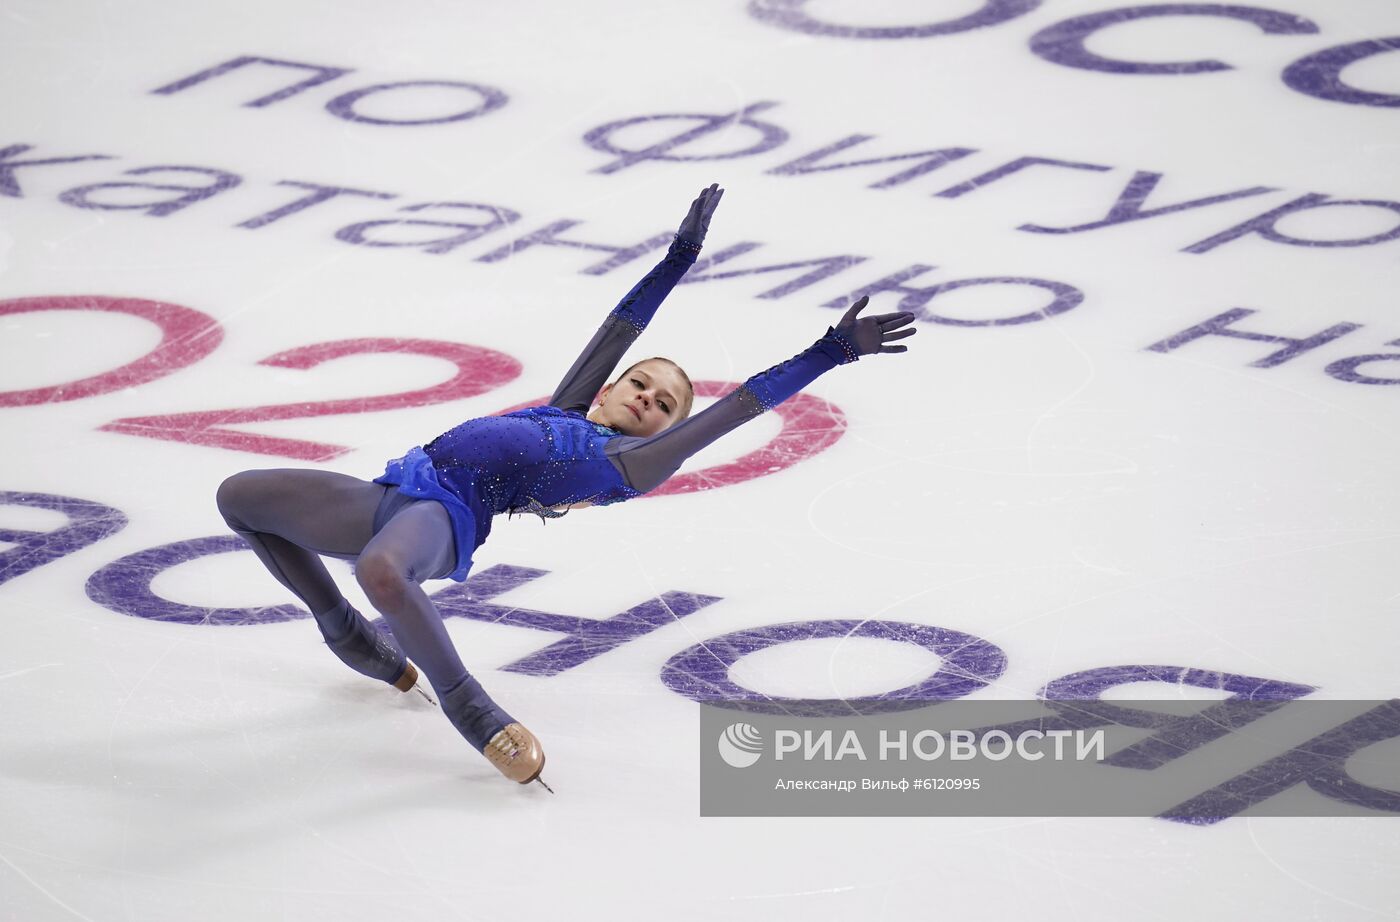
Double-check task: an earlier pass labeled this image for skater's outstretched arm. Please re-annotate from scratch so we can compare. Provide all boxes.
[604,296,917,492]
[549,184,723,414]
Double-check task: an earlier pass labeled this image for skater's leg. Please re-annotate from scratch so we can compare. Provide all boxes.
[216,468,411,686]
[216,468,382,614]
[353,500,468,697]
[355,504,544,782]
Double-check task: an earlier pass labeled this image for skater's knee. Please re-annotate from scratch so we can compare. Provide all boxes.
[356,551,411,609]
[216,471,258,525]
[216,469,287,529]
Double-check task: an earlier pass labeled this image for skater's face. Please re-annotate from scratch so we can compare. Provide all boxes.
[591,359,692,437]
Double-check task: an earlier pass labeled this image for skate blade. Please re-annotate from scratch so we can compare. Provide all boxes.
[394,662,437,706]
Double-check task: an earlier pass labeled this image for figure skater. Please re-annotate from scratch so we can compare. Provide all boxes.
[216,184,917,789]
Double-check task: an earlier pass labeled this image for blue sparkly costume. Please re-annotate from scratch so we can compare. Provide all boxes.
[372,236,861,582]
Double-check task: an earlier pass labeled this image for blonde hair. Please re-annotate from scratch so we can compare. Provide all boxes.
[616,357,693,419]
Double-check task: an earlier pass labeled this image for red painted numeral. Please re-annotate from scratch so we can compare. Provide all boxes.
[103,338,520,461]
[0,296,221,407]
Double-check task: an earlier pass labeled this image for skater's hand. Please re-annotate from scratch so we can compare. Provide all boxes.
[676,182,724,248]
[833,295,917,358]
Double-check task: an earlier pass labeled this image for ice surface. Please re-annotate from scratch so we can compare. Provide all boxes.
[2,1,1398,919]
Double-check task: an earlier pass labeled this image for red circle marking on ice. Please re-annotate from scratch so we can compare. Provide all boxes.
[0,295,222,407]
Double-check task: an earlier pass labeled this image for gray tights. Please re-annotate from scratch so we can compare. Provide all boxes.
[215,468,471,698]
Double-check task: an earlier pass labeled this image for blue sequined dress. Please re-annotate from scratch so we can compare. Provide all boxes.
[374,236,861,580]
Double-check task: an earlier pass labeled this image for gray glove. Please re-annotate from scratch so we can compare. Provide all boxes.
[833,295,917,358]
[676,182,724,248]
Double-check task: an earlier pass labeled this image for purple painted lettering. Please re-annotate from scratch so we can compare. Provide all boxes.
[1184,193,1400,254]
[1040,664,1315,770]
[0,492,127,587]
[1163,700,1400,823]
[87,536,304,626]
[0,144,115,198]
[747,0,1040,39]
[58,165,241,217]
[583,102,789,174]
[935,156,1112,199]
[238,180,396,230]
[1030,4,1319,75]
[768,135,976,189]
[150,55,352,107]
[1283,37,1400,108]
[662,620,1007,716]
[336,201,520,254]
[474,220,673,274]
[324,80,508,126]
[823,270,1084,327]
[1020,170,1276,235]
[679,246,868,299]
[427,564,720,675]
[1325,341,1400,385]
[1145,308,1360,367]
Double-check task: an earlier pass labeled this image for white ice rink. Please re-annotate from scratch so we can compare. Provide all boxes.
[3,1,1399,919]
